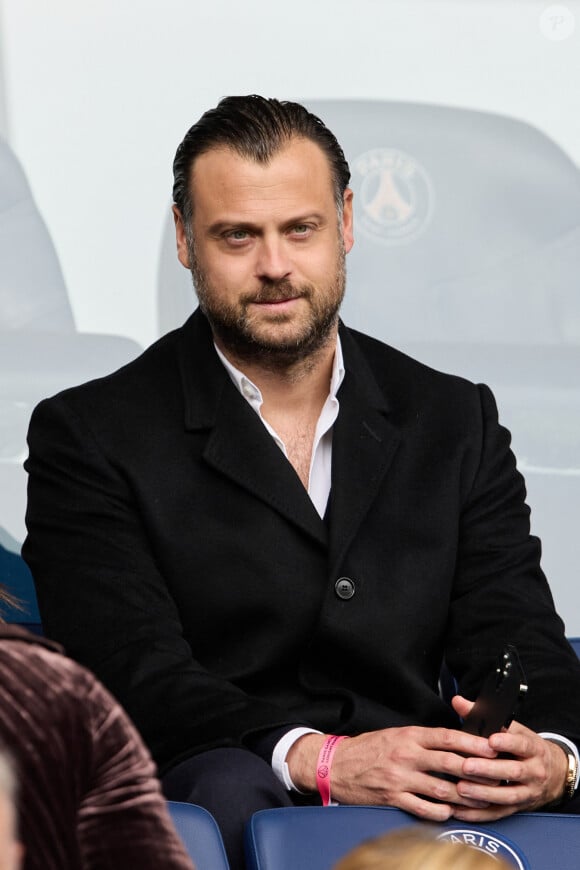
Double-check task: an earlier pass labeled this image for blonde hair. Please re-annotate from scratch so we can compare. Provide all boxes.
[0,585,22,621]
[333,828,512,870]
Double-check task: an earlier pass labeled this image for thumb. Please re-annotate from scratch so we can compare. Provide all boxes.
[451,694,475,719]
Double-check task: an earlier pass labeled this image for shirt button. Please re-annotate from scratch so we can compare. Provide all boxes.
[335,577,356,600]
[242,381,256,400]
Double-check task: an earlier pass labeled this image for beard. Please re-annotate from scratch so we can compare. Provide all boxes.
[187,236,346,371]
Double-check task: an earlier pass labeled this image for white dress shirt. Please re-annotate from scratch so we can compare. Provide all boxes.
[214,337,344,518]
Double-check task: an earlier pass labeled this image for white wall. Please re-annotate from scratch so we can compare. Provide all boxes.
[3,0,579,347]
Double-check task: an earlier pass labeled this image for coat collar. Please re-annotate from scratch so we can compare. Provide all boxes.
[176,310,401,555]
[177,309,232,431]
[177,310,327,544]
[328,324,401,574]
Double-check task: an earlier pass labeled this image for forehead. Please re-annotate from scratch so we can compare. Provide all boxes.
[189,138,336,220]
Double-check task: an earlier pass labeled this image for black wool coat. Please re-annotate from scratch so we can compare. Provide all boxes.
[23,309,580,774]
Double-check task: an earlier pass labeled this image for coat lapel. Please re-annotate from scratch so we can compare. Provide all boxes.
[328,325,402,575]
[205,391,327,545]
[177,310,327,546]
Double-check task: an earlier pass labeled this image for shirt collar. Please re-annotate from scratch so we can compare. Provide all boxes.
[214,335,345,408]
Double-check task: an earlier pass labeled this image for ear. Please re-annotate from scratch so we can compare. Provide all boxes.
[172,205,191,269]
[341,188,354,253]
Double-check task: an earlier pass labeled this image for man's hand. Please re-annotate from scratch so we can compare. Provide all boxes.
[286,697,568,822]
[450,695,568,821]
[286,723,498,822]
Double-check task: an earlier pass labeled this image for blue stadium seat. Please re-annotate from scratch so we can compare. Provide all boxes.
[567,638,580,659]
[167,801,229,869]
[0,541,42,633]
[245,805,580,870]
[0,137,141,569]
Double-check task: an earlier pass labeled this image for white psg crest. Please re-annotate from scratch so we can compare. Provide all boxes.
[437,828,529,869]
[352,148,434,246]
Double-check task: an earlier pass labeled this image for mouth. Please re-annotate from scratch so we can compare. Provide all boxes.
[248,279,308,305]
[253,295,300,305]
[248,297,303,317]
[247,285,306,310]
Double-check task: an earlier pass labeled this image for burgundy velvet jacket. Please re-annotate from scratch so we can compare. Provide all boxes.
[0,625,194,870]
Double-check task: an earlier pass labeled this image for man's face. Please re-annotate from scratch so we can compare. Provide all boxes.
[173,137,354,367]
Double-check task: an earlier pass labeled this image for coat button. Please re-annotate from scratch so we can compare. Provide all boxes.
[335,577,355,600]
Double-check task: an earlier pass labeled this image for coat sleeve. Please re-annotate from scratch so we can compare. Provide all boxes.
[23,394,302,772]
[445,383,580,744]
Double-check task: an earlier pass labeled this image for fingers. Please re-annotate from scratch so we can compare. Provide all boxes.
[327,724,534,819]
[387,774,489,821]
[398,792,455,822]
[456,777,527,807]
[462,755,525,784]
[451,694,474,719]
[423,725,497,760]
[488,722,535,757]
[452,771,539,822]
[321,720,561,822]
[405,769,487,811]
[452,726,567,814]
[328,726,495,811]
[453,800,526,823]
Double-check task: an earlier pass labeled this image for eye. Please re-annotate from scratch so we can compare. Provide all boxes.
[289,224,312,238]
[223,229,252,247]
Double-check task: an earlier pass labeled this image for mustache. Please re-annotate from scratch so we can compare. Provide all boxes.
[241,280,311,305]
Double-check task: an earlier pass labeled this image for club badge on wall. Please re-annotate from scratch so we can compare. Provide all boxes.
[352,148,434,246]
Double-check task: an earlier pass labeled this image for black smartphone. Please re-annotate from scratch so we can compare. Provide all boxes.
[462,644,528,738]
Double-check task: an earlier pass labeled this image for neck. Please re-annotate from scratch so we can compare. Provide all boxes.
[216,328,338,416]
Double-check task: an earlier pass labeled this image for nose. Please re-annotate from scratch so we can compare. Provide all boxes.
[255,236,292,282]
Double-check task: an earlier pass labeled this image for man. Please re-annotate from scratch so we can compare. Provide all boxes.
[0,753,22,870]
[23,96,580,869]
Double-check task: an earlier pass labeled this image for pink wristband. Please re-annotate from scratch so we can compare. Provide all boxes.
[316,735,348,806]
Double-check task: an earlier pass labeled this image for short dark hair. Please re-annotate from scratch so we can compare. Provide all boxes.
[172,95,351,227]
